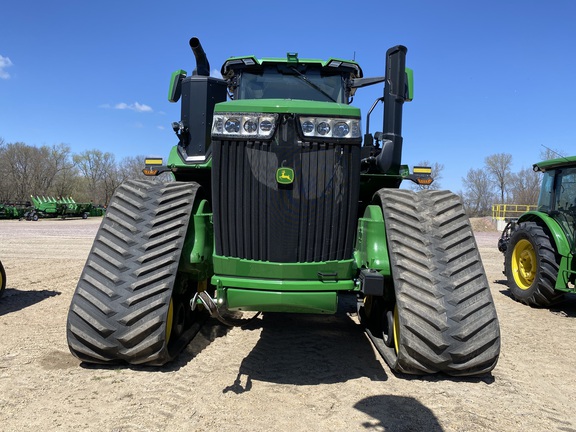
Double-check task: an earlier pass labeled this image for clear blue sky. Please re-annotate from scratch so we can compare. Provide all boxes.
[1,0,575,192]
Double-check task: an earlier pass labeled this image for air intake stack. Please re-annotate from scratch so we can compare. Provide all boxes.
[176,37,227,162]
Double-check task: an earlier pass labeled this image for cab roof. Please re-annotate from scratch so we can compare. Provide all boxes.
[533,155,576,172]
[221,54,363,78]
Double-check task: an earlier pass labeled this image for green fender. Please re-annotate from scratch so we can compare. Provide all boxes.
[518,211,573,289]
[179,198,214,280]
[354,204,390,276]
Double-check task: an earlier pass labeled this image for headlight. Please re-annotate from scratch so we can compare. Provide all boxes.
[298,116,361,140]
[212,113,278,139]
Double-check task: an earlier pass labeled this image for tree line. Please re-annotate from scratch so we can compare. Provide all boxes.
[0,138,151,206]
[459,148,565,217]
[0,138,565,218]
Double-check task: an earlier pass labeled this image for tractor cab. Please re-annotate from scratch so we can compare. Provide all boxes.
[221,54,362,103]
[534,157,576,252]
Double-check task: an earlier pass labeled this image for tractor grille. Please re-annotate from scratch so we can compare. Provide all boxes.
[212,133,360,263]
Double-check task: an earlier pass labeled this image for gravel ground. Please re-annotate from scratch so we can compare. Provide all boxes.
[0,217,575,432]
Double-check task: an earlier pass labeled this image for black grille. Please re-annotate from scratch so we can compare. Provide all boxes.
[212,133,360,263]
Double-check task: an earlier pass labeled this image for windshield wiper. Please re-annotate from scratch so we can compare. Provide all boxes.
[289,67,337,102]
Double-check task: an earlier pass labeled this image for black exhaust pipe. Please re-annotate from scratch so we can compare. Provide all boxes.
[189,37,210,77]
[178,37,227,164]
[376,45,407,174]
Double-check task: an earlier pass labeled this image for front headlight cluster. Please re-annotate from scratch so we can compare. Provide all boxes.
[298,117,361,140]
[212,113,278,139]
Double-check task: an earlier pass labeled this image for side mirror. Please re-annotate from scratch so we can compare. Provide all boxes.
[168,69,187,103]
[405,68,414,102]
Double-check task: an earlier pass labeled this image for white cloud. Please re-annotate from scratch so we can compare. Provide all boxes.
[0,55,14,79]
[111,102,153,112]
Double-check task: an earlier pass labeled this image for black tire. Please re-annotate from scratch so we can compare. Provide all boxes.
[66,180,203,365]
[368,189,500,376]
[0,260,6,298]
[504,221,562,306]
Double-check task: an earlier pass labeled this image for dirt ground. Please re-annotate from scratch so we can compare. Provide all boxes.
[0,217,575,432]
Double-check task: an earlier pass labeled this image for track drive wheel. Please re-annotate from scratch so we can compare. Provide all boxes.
[66,180,205,366]
[504,221,562,306]
[364,189,501,376]
[0,260,6,298]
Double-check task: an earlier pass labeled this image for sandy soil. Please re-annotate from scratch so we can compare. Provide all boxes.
[0,217,575,432]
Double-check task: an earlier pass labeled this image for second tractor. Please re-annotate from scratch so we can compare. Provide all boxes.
[499,156,576,306]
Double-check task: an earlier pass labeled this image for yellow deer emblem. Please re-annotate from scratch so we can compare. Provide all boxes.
[276,168,294,184]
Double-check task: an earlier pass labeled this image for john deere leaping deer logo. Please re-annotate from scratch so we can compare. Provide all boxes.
[276,167,294,184]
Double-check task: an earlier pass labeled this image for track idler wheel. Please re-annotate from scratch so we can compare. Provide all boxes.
[382,306,397,349]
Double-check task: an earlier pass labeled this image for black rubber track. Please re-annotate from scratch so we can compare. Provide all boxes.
[374,189,501,376]
[504,221,562,306]
[0,260,5,298]
[66,180,201,365]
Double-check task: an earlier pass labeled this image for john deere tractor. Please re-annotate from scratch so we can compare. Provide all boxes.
[499,156,576,306]
[66,37,500,375]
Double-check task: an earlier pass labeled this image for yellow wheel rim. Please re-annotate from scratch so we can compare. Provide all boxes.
[393,304,400,354]
[165,298,174,343]
[511,239,537,290]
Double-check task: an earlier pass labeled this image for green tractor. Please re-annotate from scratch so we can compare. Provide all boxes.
[66,37,500,375]
[499,156,576,306]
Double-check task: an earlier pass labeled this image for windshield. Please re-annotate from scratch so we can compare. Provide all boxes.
[237,66,346,103]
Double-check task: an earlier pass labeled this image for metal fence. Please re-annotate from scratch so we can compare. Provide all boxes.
[492,204,537,221]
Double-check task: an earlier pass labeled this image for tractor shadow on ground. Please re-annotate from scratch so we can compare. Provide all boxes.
[495,279,576,318]
[354,395,444,431]
[222,293,388,391]
[0,288,60,316]
[549,294,576,317]
[220,293,496,392]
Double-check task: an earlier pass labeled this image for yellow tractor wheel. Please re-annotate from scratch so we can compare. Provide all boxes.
[504,221,562,306]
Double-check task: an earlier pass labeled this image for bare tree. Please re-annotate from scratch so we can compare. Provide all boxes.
[1,142,38,201]
[27,144,70,197]
[539,146,567,161]
[117,155,150,183]
[73,149,117,205]
[509,167,541,205]
[485,153,512,203]
[50,145,80,198]
[462,168,495,217]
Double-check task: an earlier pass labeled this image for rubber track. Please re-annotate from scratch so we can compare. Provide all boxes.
[0,260,5,298]
[376,189,500,376]
[66,180,200,365]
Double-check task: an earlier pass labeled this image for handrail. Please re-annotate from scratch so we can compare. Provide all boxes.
[492,204,537,220]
